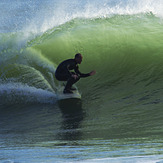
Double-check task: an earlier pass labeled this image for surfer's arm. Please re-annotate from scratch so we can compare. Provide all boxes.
[75,66,90,78]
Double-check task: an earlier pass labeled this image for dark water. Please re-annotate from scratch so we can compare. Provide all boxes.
[1,0,163,162]
[1,101,163,162]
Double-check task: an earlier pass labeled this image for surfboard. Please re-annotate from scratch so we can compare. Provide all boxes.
[57,86,81,100]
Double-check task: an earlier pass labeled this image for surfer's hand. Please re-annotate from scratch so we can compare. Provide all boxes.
[72,74,78,80]
[89,70,96,76]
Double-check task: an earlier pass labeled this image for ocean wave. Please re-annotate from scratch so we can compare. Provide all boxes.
[1,14,163,105]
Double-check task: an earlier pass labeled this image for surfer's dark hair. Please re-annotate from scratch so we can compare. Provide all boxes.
[75,53,82,58]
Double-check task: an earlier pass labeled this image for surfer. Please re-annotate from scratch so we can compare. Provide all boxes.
[55,53,96,94]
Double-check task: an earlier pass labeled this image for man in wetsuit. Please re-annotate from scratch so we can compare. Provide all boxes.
[55,53,96,94]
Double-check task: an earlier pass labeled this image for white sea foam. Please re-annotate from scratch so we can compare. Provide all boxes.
[78,155,163,163]
[0,82,56,104]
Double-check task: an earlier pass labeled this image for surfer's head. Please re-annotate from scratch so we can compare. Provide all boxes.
[75,53,83,64]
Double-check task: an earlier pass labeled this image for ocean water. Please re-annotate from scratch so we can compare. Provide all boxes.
[1,0,163,162]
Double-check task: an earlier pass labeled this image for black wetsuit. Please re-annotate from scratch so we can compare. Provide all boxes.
[55,59,90,90]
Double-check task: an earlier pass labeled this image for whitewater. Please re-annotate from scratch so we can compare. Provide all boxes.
[1,0,163,162]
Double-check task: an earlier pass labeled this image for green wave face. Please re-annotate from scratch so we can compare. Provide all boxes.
[33,14,163,90]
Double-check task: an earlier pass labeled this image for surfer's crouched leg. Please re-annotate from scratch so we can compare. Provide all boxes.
[64,75,80,93]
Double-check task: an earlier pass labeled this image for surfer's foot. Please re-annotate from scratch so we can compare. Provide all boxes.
[70,87,76,91]
[63,89,73,94]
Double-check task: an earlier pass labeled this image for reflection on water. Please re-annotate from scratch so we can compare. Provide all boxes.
[58,99,85,141]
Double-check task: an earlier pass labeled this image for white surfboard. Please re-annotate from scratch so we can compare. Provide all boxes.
[57,86,81,100]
